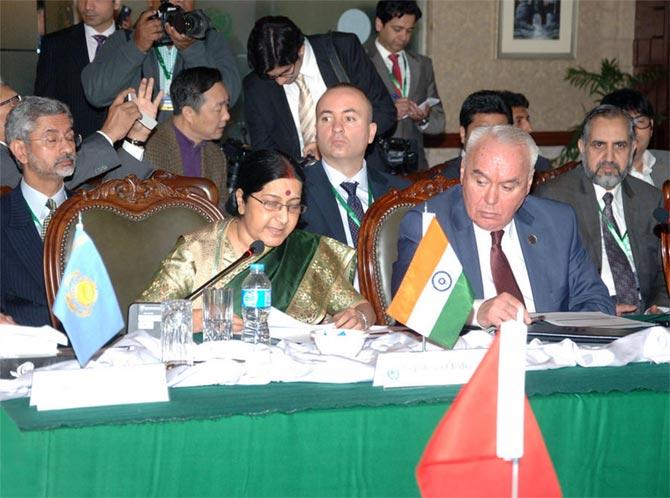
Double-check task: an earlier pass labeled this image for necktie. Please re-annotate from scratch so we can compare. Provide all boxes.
[340,182,365,246]
[295,74,316,148]
[388,53,403,96]
[41,198,57,240]
[490,230,525,306]
[92,34,107,60]
[601,192,638,309]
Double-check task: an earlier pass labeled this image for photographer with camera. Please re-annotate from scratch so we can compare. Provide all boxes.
[82,0,240,122]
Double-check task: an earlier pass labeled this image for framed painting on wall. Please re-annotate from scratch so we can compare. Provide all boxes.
[498,0,577,58]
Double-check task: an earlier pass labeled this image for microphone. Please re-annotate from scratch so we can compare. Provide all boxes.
[185,240,265,301]
[653,207,669,224]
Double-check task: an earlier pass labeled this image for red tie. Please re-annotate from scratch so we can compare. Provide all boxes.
[388,53,403,97]
[490,230,525,306]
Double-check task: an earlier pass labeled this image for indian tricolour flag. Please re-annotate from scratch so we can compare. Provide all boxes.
[387,218,474,349]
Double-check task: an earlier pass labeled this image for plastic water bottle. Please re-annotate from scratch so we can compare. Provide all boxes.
[241,263,271,344]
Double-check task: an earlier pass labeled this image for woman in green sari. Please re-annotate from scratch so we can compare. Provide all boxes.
[140,150,375,330]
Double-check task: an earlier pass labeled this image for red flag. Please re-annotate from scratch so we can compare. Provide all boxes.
[416,332,562,497]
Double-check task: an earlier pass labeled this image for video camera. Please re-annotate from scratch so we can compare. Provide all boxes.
[152,0,212,46]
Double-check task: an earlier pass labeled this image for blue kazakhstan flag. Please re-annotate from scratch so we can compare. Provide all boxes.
[53,220,124,366]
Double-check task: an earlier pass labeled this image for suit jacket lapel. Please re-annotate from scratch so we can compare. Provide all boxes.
[439,192,483,298]
[405,52,422,101]
[367,168,391,201]
[577,171,603,268]
[621,178,642,275]
[310,35,340,87]
[370,50,396,95]
[7,190,45,289]
[268,83,300,156]
[73,23,91,70]
[513,202,552,309]
[307,162,347,242]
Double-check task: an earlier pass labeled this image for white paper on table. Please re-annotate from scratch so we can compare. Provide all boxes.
[30,363,169,411]
[531,311,649,328]
[0,324,68,358]
[268,307,334,341]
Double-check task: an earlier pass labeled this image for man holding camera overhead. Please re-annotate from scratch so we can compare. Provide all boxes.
[82,0,240,122]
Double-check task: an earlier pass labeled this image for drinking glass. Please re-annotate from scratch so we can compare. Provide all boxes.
[161,299,194,365]
[203,288,234,341]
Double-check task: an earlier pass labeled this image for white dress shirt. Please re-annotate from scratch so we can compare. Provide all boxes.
[283,40,328,154]
[84,23,116,63]
[593,183,639,298]
[628,150,656,187]
[321,159,371,248]
[374,39,411,97]
[21,180,67,234]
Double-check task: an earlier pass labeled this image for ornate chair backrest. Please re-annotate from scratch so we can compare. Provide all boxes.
[531,160,580,190]
[44,175,225,328]
[662,180,670,295]
[358,176,460,324]
[150,169,220,206]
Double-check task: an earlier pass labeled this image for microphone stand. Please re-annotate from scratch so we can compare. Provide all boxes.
[185,240,264,301]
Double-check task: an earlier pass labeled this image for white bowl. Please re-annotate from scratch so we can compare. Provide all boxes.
[311,329,368,358]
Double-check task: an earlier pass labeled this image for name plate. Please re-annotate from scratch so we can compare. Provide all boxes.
[30,363,169,411]
[373,349,486,388]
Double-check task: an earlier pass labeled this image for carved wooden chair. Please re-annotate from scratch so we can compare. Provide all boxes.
[44,175,225,328]
[531,160,580,190]
[358,176,460,324]
[150,169,220,206]
[662,180,670,295]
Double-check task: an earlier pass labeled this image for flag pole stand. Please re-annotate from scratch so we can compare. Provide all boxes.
[421,336,426,352]
[511,457,519,498]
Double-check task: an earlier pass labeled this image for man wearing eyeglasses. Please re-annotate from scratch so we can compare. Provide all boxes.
[536,105,668,316]
[1,79,157,190]
[0,90,158,326]
[601,88,668,189]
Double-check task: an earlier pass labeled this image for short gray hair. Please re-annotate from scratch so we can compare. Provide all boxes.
[463,124,538,178]
[5,96,72,144]
[580,104,635,144]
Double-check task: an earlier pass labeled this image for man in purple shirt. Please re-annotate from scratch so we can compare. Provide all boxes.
[145,66,229,200]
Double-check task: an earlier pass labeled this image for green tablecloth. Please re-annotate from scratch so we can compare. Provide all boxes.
[2,362,669,497]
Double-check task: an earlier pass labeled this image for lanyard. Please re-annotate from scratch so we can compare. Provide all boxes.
[331,184,373,228]
[154,46,175,81]
[387,53,408,98]
[28,208,43,230]
[598,205,633,259]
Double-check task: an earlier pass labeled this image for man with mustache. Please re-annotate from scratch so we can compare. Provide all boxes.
[536,105,668,315]
[0,92,155,326]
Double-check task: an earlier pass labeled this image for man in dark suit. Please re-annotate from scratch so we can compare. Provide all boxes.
[368,1,445,171]
[35,0,120,138]
[536,105,668,314]
[500,90,553,171]
[392,125,613,328]
[1,80,156,189]
[1,93,158,326]
[439,90,513,179]
[243,16,395,169]
[300,84,409,247]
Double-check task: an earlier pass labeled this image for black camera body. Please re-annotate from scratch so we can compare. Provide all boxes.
[153,0,212,46]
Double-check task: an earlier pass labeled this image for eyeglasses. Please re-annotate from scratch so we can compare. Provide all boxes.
[0,94,22,108]
[265,63,296,81]
[629,115,652,130]
[249,194,306,214]
[26,130,83,149]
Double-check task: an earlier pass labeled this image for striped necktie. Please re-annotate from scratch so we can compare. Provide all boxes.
[388,53,403,96]
[295,74,316,148]
[340,182,365,246]
[92,34,107,60]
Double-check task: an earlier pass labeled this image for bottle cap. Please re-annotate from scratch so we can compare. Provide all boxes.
[250,263,264,272]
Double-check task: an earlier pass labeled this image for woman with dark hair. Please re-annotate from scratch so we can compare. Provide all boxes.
[140,150,374,330]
